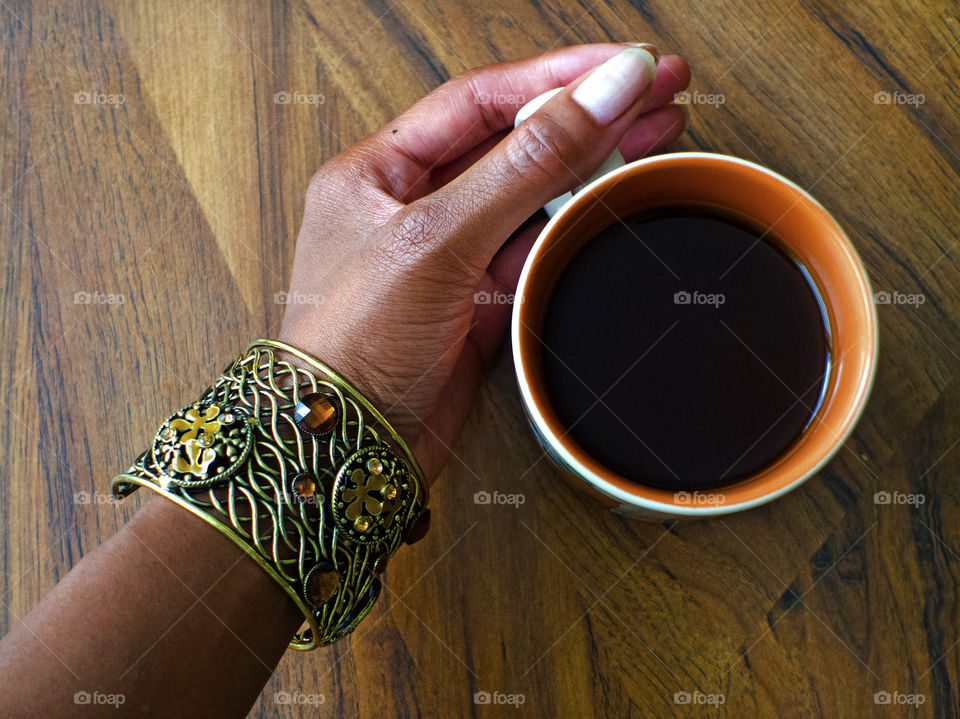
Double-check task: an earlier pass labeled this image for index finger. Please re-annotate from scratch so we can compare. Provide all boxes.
[368,43,645,183]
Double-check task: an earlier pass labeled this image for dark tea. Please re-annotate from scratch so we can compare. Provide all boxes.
[538,206,830,491]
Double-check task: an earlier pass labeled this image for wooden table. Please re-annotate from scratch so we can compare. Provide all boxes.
[2,1,958,716]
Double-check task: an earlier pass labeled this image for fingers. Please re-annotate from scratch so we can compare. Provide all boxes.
[618,104,687,160]
[427,129,511,191]
[642,55,691,109]
[410,55,690,199]
[361,43,644,201]
[391,46,662,273]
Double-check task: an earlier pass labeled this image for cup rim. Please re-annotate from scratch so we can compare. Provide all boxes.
[510,152,879,516]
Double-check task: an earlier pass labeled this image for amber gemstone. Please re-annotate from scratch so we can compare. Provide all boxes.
[197,432,215,448]
[354,517,370,533]
[305,564,340,604]
[294,393,337,436]
[405,508,431,544]
[291,473,316,499]
[366,457,383,475]
[383,484,397,501]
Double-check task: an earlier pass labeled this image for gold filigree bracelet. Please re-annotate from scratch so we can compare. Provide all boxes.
[111,339,430,650]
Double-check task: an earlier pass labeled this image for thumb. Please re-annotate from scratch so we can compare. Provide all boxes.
[412,45,658,272]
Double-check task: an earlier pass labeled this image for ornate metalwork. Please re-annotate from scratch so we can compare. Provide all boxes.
[111,340,429,650]
[332,446,414,544]
[151,403,253,488]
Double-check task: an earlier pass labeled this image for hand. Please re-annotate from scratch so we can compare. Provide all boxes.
[279,43,691,481]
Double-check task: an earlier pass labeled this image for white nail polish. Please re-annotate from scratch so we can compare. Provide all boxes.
[571,47,657,125]
[626,43,660,65]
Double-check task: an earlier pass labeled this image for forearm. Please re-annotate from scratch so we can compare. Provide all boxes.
[0,497,302,718]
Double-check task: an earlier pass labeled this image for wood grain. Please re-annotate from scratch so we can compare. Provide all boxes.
[1,0,959,716]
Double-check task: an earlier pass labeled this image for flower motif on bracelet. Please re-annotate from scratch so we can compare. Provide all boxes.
[332,446,414,544]
[151,402,253,488]
[342,468,389,519]
[170,405,222,442]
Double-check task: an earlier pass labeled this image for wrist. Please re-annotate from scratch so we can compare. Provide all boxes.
[277,316,398,427]
[128,497,303,634]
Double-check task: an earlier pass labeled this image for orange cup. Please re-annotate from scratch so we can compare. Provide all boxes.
[511,152,878,518]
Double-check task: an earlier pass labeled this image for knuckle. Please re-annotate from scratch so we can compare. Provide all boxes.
[305,163,337,205]
[377,201,452,262]
[451,66,481,88]
[505,115,574,182]
[457,68,509,132]
[305,149,371,205]
[457,64,485,79]
[452,66,489,93]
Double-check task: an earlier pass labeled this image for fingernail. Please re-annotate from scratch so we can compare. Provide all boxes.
[572,46,658,125]
[625,42,660,65]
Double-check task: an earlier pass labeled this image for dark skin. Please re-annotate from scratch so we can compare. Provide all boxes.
[0,500,301,717]
[0,43,690,716]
